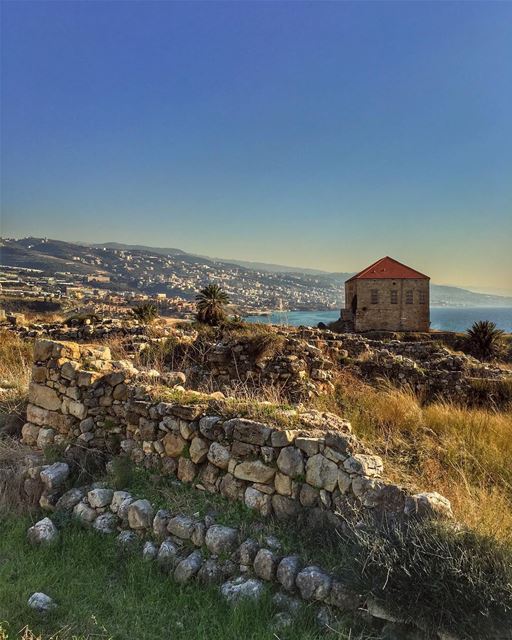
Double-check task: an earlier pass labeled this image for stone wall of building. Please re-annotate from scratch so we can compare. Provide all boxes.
[21,339,452,526]
[346,278,430,332]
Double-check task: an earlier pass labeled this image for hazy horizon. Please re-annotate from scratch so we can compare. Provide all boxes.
[1,1,511,293]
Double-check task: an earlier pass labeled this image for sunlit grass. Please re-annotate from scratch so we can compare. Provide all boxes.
[315,372,512,542]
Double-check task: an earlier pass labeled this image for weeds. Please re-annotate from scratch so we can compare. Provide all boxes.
[0,331,32,420]
[341,515,512,638]
[0,437,38,513]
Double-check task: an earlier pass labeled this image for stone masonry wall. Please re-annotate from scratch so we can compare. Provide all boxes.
[21,339,452,526]
[349,279,430,333]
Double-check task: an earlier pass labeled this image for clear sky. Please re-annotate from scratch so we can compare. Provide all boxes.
[1,1,511,292]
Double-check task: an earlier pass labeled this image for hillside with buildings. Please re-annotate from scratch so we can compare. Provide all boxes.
[2,238,511,315]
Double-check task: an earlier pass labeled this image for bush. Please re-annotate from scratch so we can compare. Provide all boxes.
[467,377,512,408]
[110,455,136,490]
[132,303,158,324]
[342,517,512,638]
[224,323,286,361]
[465,320,505,361]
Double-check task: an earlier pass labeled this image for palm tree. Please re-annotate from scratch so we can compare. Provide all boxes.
[465,320,504,361]
[132,302,158,324]
[195,284,230,326]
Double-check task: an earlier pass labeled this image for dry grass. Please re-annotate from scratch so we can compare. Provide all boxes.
[0,330,33,420]
[0,437,38,513]
[315,372,512,542]
[0,619,112,640]
[0,330,33,389]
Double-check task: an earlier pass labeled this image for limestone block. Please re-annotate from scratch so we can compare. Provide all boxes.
[207,442,230,469]
[305,454,338,491]
[167,515,196,540]
[277,555,301,592]
[88,488,114,509]
[205,525,238,554]
[27,517,59,545]
[40,462,69,490]
[174,550,203,584]
[253,548,279,581]
[296,566,332,601]
[162,432,187,457]
[276,447,304,478]
[127,499,154,529]
[231,418,271,445]
[244,486,272,517]
[220,577,265,604]
[29,383,61,411]
[234,460,275,483]
[177,458,197,483]
[21,423,40,446]
[189,436,209,464]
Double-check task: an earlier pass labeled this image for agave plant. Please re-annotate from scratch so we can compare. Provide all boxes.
[465,320,504,361]
[132,302,158,325]
[195,284,229,326]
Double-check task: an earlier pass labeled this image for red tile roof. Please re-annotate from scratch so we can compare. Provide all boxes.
[346,257,429,281]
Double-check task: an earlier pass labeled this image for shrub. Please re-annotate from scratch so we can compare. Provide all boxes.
[341,517,512,638]
[110,455,136,490]
[0,437,38,513]
[465,320,505,361]
[223,323,286,361]
[42,443,66,464]
[466,376,512,408]
[132,303,158,324]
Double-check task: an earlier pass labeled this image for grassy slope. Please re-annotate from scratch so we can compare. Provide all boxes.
[0,515,357,640]
[314,373,512,542]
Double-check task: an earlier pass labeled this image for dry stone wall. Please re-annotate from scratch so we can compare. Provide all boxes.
[22,339,452,526]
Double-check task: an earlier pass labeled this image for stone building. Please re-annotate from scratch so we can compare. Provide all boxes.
[341,256,430,332]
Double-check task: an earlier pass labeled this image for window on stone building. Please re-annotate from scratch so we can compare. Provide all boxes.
[390,290,398,304]
[406,290,413,304]
[370,289,379,304]
[419,290,427,304]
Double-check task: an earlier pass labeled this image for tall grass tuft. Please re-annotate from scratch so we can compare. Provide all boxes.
[341,516,512,638]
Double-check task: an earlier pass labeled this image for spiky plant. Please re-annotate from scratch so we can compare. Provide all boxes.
[465,320,504,361]
[195,284,229,326]
[132,303,158,325]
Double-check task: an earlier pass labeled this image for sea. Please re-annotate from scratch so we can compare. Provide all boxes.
[245,307,512,332]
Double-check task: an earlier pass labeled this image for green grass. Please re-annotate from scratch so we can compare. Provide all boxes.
[0,514,366,640]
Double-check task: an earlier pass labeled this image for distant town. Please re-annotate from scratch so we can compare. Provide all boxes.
[1,237,511,318]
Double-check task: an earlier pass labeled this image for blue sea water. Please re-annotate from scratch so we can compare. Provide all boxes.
[245,307,512,332]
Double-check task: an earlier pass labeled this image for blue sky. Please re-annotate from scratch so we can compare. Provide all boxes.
[1,1,511,291]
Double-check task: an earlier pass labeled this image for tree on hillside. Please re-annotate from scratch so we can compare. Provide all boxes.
[195,284,229,326]
[132,302,158,325]
[465,320,504,361]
